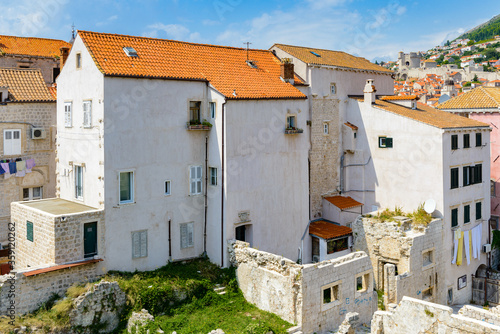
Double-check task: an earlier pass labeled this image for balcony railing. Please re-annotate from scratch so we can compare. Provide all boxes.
[284,128,303,134]
[186,120,212,131]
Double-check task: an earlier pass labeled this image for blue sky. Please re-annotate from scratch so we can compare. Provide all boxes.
[1,0,500,61]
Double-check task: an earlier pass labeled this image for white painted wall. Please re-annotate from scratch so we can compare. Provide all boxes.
[318,235,352,262]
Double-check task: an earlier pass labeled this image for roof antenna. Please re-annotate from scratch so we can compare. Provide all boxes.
[69,23,76,44]
[244,42,252,61]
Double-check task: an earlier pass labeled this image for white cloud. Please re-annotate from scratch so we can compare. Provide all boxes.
[143,23,206,43]
[96,14,118,27]
[305,0,352,10]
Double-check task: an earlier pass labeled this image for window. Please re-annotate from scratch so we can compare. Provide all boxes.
[355,273,370,293]
[189,101,201,124]
[464,205,470,224]
[209,102,216,119]
[322,282,340,304]
[75,165,83,200]
[474,164,482,184]
[119,171,134,204]
[190,166,202,195]
[26,221,33,242]
[463,134,470,148]
[83,100,92,128]
[330,83,336,94]
[23,187,42,201]
[423,250,434,267]
[451,208,458,227]
[476,202,482,220]
[324,123,329,134]
[451,135,458,150]
[464,164,482,186]
[180,222,194,248]
[209,167,217,186]
[165,180,171,195]
[123,47,138,57]
[492,180,496,197]
[76,53,81,69]
[422,287,433,300]
[327,237,349,254]
[451,168,459,189]
[64,102,72,127]
[286,115,296,129]
[3,129,21,155]
[463,166,470,186]
[52,67,60,83]
[132,230,147,258]
[476,133,482,147]
[379,136,393,148]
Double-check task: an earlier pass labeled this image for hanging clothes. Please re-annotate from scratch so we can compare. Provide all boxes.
[8,162,16,174]
[464,231,470,265]
[472,227,477,259]
[476,223,482,257]
[452,229,460,264]
[469,230,473,261]
[0,164,5,175]
[26,158,35,173]
[16,160,26,177]
[0,163,9,174]
[457,231,464,266]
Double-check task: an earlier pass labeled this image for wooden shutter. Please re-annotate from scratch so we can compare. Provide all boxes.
[386,137,393,148]
[196,166,202,194]
[27,221,34,242]
[65,102,72,127]
[4,130,12,155]
[181,223,188,248]
[187,223,193,247]
[83,101,92,127]
[140,231,147,257]
[132,232,141,258]
[190,166,196,194]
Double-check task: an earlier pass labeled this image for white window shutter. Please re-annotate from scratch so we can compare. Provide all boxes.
[12,130,21,155]
[188,223,193,247]
[140,231,147,257]
[132,232,140,258]
[181,224,187,248]
[4,130,12,155]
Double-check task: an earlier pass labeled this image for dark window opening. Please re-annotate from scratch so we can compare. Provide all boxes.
[451,135,458,150]
[452,208,458,227]
[327,236,349,254]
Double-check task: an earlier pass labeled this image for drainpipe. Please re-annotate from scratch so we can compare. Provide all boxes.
[340,154,345,193]
[221,100,227,267]
[204,136,208,256]
[168,218,172,262]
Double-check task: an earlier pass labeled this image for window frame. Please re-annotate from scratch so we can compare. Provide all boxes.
[451,207,458,227]
[422,248,434,268]
[64,101,73,128]
[189,101,201,124]
[27,221,34,242]
[119,170,135,204]
[354,271,371,297]
[330,83,337,95]
[463,133,470,148]
[321,280,341,308]
[327,236,349,254]
[131,229,148,259]
[451,167,459,189]
[286,115,297,129]
[23,186,43,201]
[476,201,482,220]
[451,134,458,150]
[492,180,496,197]
[189,165,203,195]
[323,122,329,135]
[75,165,83,200]
[209,167,217,186]
[476,132,482,147]
[209,101,216,119]
[76,52,82,69]
[83,100,92,128]
[165,180,171,196]
[464,204,470,224]
[180,222,194,249]
[379,136,393,148]
[3,129,21,156]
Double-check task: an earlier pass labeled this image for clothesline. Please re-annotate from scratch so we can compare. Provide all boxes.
[452,223,482,266]
[0,158,36,178]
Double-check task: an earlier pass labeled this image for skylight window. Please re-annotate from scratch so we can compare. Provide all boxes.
[310,51,321,57]
[123,47,138,57]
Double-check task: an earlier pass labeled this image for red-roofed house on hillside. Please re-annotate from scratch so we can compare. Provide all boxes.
[0,68,56,250]
[0,35,72,84]
[12,31,311,273]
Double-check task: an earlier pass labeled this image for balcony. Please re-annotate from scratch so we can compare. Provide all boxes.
[186,120,212,131]
[284,127,303,134]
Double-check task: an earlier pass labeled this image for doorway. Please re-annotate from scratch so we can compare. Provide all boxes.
[84,222,98,258]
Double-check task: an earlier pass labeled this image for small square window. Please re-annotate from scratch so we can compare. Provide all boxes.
[451,135,458,150]
[379,137,393,148]
[76,53,82,69]
[165,180,171,195]
[330,83,336,94]
[422,287,433,300]
[209,167,217,186]
[322,282,340,305]
[286,115,296,129]
[355,273,370,293]
[423,250,434,266]
[324,123,329,134]
[209,102,216,119]
[476,133,482,147]
[463,134,470,148]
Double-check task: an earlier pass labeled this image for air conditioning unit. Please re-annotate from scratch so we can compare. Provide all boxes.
[31,128,46,139]
[312,255,320,263]
[483,244,492,253]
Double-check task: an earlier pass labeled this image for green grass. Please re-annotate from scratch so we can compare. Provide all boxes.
[376,289,385,311]
[372,205,432,226]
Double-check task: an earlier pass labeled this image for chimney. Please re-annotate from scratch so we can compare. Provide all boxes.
[280,58,294,84]
[364,79,376,105]
[60,47,70,68]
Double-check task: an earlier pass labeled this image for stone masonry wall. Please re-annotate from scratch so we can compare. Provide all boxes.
[459,305,500,327]
[371,296,500,334]
[309,97,340,219]
[229,240,377,334]
[0,261,101,315]
[0,55,62,84]
[352,215,446,306]
[0,102,56,244]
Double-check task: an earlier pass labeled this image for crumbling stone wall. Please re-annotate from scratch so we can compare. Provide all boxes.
[371,296,500,333]
[229,240,376,334]
[0,261,101,315]
[352,215,446,305]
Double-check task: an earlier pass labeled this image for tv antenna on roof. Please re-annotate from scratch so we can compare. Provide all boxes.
[244,42,252,60]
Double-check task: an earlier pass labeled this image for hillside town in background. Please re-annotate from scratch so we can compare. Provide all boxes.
[1,13,500,334]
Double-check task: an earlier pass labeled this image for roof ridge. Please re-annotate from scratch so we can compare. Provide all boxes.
[271,42,353,57]
[78,30,271,53]
[482,86,500,107]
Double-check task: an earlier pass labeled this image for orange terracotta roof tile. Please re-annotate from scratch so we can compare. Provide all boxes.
[325,196,363,210]
[368,99,488,129]
[0,68,55,102]
[344,122,358,130]
[380,95,418,101]
[309,220,352,240]
[437,87,500,110]
[48,85,57,99]
[78,31,305,100]
[0,35,71,58]
[272,43,392,73]
[23,259,102,277]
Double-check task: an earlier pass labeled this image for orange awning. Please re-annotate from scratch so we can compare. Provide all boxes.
[324,196,363,210]
[309,220,352,240]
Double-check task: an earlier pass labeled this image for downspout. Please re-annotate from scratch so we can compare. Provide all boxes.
[221,100,227,267]
[340,154,345,193]
[203,136,208,256]
[168,218,172,262]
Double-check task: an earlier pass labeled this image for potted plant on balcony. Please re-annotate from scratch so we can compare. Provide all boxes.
[285,127,303,134]
[187,119,212,130]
